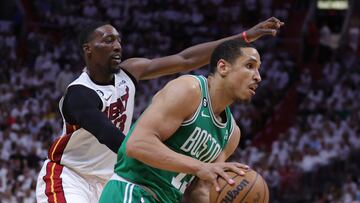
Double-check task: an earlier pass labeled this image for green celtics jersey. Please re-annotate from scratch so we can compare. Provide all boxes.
[115,75,235,203]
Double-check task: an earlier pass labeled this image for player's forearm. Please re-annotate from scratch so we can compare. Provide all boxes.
[178,33,244,71]
[138,34,244,80]
[179,17,284,71]
[75,108,126,153]
[126,135,203,175]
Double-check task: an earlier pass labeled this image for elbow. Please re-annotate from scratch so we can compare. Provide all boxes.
[125,138,140,159]
[176,54,195,72]
[126,136,153,161]
[181,58,197,72]
[125,143,135,158]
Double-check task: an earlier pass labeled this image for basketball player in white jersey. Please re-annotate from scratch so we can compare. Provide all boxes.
[36,17,283,203]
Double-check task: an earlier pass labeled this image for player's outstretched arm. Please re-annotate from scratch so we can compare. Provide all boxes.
[121,17,284,80]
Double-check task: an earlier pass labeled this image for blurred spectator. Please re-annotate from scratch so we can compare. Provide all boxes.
[55,64,75,94]
[263,166,280,202]
[318,24,332,64]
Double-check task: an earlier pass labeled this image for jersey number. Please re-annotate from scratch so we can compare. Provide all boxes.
[171,173,188,193]
[114,114,127,132]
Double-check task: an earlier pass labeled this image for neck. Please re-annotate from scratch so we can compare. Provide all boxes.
[207,75,233,116]
[86,65,115,85]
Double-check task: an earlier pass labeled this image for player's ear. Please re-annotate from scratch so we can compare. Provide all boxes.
[82,43,91,55]
[217,59,230,77]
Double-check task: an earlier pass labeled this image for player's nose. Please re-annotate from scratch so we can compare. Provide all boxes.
[113,40,122,52]
[254,69,261,83]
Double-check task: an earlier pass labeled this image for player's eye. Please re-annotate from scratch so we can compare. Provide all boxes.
[246,63,253,69]
[104,36,114,43]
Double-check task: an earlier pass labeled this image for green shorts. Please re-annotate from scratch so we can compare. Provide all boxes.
[99,179,158,203]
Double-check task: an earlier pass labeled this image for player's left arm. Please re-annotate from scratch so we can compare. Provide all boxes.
[187,124,242,203]
[121,17,284,80]
[215,124,242,162]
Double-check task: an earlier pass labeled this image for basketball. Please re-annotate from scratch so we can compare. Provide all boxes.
[209,169,269,203]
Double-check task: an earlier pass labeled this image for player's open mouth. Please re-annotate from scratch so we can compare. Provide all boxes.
[112,54,122,63]
[248,84,258,95]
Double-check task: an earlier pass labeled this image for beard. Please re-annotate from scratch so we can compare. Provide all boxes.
[110,65,121,74]
[233,90,252,104]
[109,60,121,74]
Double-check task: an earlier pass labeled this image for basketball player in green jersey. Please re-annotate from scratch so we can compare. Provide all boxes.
[100,39,262,203]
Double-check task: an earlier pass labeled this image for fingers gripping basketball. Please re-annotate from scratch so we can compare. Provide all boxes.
[210,169,269,203]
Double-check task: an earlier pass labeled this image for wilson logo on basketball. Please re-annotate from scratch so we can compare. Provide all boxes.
[221,179,250,203]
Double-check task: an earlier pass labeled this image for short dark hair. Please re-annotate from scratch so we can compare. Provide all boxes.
[209,39,251,74]
[77,21,110,48]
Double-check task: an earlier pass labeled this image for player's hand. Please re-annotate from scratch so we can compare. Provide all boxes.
[244,17,284,42]
[195,162,249,192]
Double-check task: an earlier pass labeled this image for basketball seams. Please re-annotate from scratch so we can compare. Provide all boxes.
[239,172,259,203]
[215,172,239,203]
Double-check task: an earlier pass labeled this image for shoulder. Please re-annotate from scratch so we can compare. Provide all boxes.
[65,85,102,105]
[68,72,88,85]
[120,58,151,81]
[165,75,200,90]
[150,75,202,119]
[68,72,102,91]
[66,84,97,96]
[62,85,103,122]
[155,75,201,103]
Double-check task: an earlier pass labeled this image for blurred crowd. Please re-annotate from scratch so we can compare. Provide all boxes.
[0,0,359,202]
[236,13,360,203]
[238,49,360,201]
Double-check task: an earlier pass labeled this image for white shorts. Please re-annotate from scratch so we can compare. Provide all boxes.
[36,160,106,203]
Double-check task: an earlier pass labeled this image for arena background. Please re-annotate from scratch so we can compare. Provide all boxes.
[0,0,359,202]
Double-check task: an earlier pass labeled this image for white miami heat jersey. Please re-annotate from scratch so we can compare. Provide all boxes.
[47,70,136,181]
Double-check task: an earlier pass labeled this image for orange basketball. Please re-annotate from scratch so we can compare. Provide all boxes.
[209,169,269,203]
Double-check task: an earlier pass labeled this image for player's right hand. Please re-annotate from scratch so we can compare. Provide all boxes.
[245,17,284,42]
[195,162,249,192]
